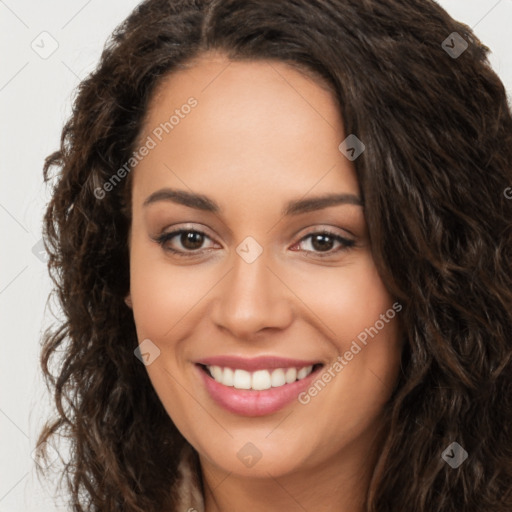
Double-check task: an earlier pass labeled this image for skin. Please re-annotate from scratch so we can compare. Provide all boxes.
[125,51,403,512]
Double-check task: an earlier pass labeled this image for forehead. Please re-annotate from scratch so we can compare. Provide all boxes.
[148,52,338,118]
[131,53,359,205]
[140,51,343,145]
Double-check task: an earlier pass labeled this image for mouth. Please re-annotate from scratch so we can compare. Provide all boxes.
[195,361,325,416]
[197,362,324,391]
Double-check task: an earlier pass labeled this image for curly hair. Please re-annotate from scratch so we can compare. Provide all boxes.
[36,0,512,510]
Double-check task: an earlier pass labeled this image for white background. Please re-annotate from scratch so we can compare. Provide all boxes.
[1,1,511,510]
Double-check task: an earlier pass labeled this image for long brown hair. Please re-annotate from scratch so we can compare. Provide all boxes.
[36,0,512,510]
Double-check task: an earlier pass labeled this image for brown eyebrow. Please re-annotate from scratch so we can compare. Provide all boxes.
[143,188,220,212]
[143,188,363,215]
[283,193,363,215]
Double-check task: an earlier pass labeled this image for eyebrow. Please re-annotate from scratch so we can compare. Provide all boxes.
[143,188,363,215]
[144,188,220,212]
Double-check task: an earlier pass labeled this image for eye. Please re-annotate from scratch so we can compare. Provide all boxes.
[154,227,356,259]
[155,229,216,256]
[292,230,355,257]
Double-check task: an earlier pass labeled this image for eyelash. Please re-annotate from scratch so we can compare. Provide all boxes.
[154,228,356,259]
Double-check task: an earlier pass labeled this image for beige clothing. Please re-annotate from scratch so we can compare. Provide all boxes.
[172,443,205,512]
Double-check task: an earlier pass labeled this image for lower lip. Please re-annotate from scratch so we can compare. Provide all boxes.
[196,364,322,417]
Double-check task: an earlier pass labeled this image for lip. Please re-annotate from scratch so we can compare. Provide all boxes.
[195,362,323,417]
[195,355,321,372]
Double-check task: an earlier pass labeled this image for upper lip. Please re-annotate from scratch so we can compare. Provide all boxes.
[195,355,322,372]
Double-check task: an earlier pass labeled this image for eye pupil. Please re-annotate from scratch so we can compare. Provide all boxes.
[312,234,334,252]
[181,231,204,250]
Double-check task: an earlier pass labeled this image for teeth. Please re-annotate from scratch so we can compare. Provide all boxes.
[252,369,271,390]
[285,367,297,384]
[206,365,314,390]
[223,367,234,386]
[297,367,310,379]
[210,366,223,382]
[271,368,286,387]
[233,369,251,389]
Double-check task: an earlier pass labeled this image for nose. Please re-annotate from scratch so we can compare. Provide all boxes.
[211,248,293,339]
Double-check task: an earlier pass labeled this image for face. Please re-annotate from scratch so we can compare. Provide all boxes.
[126,52,403,481]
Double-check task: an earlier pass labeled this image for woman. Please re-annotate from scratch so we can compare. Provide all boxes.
[36,0,512,511]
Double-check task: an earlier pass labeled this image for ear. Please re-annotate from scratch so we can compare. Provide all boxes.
[124,293,133,309]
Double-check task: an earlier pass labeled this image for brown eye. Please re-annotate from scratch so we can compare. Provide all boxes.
[310,233,336,252]
[180,231,205,250]
[293,230,355,257]
[156,229,215,256]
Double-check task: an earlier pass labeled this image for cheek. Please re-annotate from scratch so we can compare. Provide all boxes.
[128,240,210,434]
[287,253,395,342]
[288,253,403,403]
[129,239,214,340]
[130,239,396,348]
[290,257,402,440]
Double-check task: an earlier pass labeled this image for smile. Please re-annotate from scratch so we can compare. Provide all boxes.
[204,364,316,390]
[195,356,325,416]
